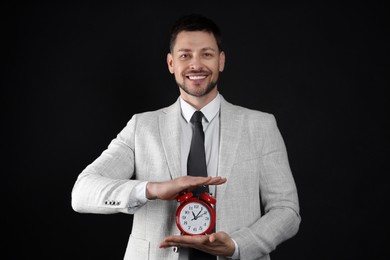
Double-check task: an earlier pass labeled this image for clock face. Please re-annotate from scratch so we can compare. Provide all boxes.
[177,201,214,235]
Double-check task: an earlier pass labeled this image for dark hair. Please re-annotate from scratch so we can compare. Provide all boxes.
[169,14,223,52]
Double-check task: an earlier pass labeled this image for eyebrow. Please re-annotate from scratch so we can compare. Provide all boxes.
[177,47,217,53]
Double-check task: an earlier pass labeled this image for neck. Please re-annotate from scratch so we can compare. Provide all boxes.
[180,88,218,110]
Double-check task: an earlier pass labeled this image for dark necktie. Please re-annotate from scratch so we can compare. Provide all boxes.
[187,111,216,260]
[187,111,209,196]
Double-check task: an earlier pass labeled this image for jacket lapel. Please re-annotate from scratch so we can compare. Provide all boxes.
[159,99,182,180]
[216,97,243,201]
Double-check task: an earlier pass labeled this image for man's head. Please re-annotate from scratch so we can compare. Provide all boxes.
[167,14,225,107]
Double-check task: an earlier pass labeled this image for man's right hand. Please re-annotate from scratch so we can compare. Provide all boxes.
[146,176,227,200]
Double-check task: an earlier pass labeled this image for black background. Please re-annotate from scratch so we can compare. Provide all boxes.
[3,1,389,259]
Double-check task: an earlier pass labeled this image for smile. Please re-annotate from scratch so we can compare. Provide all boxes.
[187,75,207,80]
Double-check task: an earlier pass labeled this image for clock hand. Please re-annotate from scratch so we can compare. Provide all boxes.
[191,211,197,220]
[199,211,207,217]
[195,208,203,218]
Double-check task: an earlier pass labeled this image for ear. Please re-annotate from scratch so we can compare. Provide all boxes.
[167,53,174,74]
[219,51,225,72]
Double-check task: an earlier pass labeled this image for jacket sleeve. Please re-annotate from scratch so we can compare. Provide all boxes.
[71,114,146,214]
[231,114,301,259]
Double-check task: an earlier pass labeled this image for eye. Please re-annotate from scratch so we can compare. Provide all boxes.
[179,53,190,60]
[203,52,214,58]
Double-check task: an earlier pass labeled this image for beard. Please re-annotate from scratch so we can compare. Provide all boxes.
[177,80,218,97]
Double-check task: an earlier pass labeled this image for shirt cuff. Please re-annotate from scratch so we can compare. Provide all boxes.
[131,181,149,204]
[229,238,240,259]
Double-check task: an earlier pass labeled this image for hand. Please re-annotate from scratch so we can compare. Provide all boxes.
[146,176,226,200]
[159,231,235,257]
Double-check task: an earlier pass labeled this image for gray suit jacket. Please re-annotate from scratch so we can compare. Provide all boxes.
[71,97,300,260]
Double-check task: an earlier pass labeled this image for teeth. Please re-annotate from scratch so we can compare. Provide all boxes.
[189,75,206,80]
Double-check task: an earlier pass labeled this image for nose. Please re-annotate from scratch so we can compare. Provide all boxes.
[189,55,203,70]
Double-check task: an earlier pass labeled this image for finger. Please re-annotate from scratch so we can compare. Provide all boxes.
[161,235,185,247]
[205,176,227,186]
[160,240,190,248]
[189,176,226,187]
[181,176,211,187]
[208,233,217,243]
[162,235,183,243]
[164,235,207,244]
[160,236,182,248]
[160,235,207,248]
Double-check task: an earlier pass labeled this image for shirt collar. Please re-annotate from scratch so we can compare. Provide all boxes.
[180,93,221,123]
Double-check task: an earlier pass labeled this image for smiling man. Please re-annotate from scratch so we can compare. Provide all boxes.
[167,29,225,109]
[71,14,300,260]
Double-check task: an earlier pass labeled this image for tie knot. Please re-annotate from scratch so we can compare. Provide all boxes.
[190,111,203,123]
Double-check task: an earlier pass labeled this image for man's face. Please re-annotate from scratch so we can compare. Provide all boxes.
[167,31,225,98]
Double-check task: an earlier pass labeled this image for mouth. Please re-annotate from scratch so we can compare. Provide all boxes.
[187,75,207,80]
[185,71,209,83]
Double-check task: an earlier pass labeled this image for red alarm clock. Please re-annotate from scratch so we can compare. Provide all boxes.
[176,192,216,236]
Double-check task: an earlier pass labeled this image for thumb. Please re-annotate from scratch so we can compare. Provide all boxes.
[208,233,218,243]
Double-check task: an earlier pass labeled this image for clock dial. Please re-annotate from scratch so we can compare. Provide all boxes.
[178,201,212,235]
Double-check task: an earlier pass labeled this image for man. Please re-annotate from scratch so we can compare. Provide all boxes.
[71,14,300,260]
